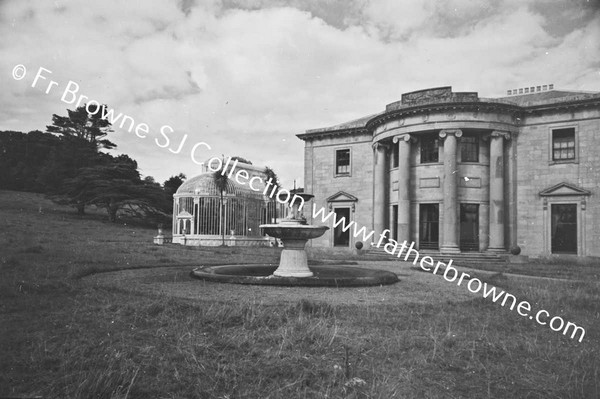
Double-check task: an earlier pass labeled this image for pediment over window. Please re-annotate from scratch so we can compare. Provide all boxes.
[326,191,358,203]
[539,182,591,197]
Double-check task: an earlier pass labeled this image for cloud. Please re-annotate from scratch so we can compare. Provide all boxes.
[1,0,599,187]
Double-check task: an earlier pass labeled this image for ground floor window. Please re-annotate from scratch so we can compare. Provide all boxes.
[460,203,479,251]
[419,204,439,249]
[551,204,577,254]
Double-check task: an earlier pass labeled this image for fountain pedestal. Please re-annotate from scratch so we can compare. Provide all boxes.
[260,193,328,278]
[275,237,312,277]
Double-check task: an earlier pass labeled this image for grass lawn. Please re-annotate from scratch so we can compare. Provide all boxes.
[1,189,599,398]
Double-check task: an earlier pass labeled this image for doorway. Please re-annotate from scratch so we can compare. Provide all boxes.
[333,207,351,247]
[419,204,439,249]
[460,204,479,251]
[551,204,577,254]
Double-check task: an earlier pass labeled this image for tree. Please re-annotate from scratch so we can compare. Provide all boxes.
[213,169,230,246]
[46,104,115,150]
[0,130,63,192]
[263,166,281,223]
[163,173,186,199]
[46,104,119,213]
[44,104,116,214]
[60,155,169,222]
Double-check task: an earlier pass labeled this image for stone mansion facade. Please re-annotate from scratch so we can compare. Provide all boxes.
[298,86,600,258]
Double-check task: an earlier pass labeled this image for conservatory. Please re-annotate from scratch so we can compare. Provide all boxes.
[172,163,285,246]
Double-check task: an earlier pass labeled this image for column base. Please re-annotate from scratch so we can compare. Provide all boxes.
[440,245,461,254]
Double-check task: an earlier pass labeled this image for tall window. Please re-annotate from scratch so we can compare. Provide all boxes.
[460,136,479,162]
[392,144,399,168]
[552,128,575,161]
[419,204,439,249]
[335,149,350,175]
[420,137,439,163]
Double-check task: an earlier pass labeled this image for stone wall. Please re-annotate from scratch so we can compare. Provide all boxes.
[303,132,374,248]
[516,108,600,257]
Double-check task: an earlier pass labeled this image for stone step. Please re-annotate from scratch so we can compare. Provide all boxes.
[366,247,508,264]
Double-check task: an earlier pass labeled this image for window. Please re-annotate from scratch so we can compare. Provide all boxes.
[335,149,350,175]
[419,204,439,249]
[552,128,575,161]
[420,137,439,163]
[460,136,479,162]
[392,144,399,168]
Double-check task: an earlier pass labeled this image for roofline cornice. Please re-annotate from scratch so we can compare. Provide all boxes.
[297,95,600,141]
[519,97,600,113]
[366,101,523,131]
[296,127,369,141]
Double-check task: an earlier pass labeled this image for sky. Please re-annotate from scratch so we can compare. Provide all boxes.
[1,0,599,188]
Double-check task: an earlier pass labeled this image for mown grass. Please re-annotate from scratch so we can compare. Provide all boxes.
[1,190,600,398]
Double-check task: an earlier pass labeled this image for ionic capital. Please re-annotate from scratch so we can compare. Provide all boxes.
[491,130,511,140]
[372,141,389,151]
[392,134,412,143]
[439,129,463,139]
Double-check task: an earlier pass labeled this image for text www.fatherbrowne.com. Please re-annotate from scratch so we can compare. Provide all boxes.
[311,204,586,342]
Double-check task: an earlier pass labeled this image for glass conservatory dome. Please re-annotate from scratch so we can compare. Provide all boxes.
[176,173,266,200]
[172,165,284,246]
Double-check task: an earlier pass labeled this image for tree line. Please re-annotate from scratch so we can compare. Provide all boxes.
[0,105,185,223]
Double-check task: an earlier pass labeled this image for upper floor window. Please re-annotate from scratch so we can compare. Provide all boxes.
[460,136,479,162]
[420,137,439,163]
[392,144,399,168]
[335,148,350,175]
[552,128,575,161]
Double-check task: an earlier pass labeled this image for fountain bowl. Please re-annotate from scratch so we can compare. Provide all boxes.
[260,224,329,240]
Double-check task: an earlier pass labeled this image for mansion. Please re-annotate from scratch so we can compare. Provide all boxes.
[298,86,600,258]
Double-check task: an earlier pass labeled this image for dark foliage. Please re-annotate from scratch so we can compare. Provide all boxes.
[0,105,174,223]
[46,104,116,150]
[163,173,186,200]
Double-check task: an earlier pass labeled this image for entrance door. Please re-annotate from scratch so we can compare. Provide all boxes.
[333,207,351,247]
[419,204,439,249]
[460,204,479,251]
[551,204,577,254]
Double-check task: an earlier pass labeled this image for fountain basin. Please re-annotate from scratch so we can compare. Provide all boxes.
[191,264,399,287]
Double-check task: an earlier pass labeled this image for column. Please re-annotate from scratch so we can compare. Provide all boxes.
[439,129,462,253]
[394,134,411,241]
[373,142,387,239]
[488,131,508,251]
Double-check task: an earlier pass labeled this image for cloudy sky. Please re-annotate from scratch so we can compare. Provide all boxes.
[1,0,599,187]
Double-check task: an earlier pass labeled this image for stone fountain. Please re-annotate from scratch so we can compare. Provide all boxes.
[191,192,398,287]
[259,193,328,277]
